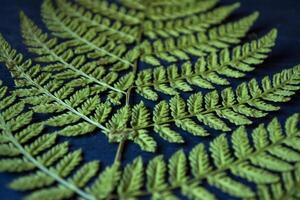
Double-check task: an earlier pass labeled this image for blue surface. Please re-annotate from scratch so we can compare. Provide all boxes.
[0,0,300,199]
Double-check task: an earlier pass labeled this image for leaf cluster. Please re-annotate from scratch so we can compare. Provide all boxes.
[0,0,300,199]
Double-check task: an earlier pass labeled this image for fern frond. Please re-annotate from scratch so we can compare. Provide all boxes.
[75,0,143,25]
[41,0,139,71]
[20,11,134,104]
[144,3,240,39]
[1,0,300,199]
[20,12,126,96]
[0,34,112,136]
[56,0,139,44]
[0,83,100,200]
[124,65,300,149]
[135,29,277,100]
[107,114,300,199]
[146,0,218,21]
[140,12,259,65]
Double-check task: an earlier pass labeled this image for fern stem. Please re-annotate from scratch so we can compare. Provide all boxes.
[114,140,125,163]
[59,58,127,95]
[113,8,146,164]
[126,128,300,198]
[0,115,96,200]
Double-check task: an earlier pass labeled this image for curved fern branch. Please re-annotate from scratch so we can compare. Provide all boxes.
[114,65,300,151]
[135,29,277,100]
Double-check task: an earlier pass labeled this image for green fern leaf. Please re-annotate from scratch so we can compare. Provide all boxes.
[146,155,168,193]
[182,183,216,200]
[189,144,212,178]
[88,162,120,199]
[0,0,300,198]
[118,157,144,199]
[169,150,188,186]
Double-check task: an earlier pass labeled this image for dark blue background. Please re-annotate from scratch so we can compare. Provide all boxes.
[0,0,300,199]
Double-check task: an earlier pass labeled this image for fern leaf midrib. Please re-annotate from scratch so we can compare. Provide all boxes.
[58,57,127,94]
[46,6,135,67]
[126,74,294,133]
[135,41,270,89]
[11,62,110,133]
[25,23,126,95]
[58,0,136,42]
[122,127,300,198]
[0,114,96,200]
